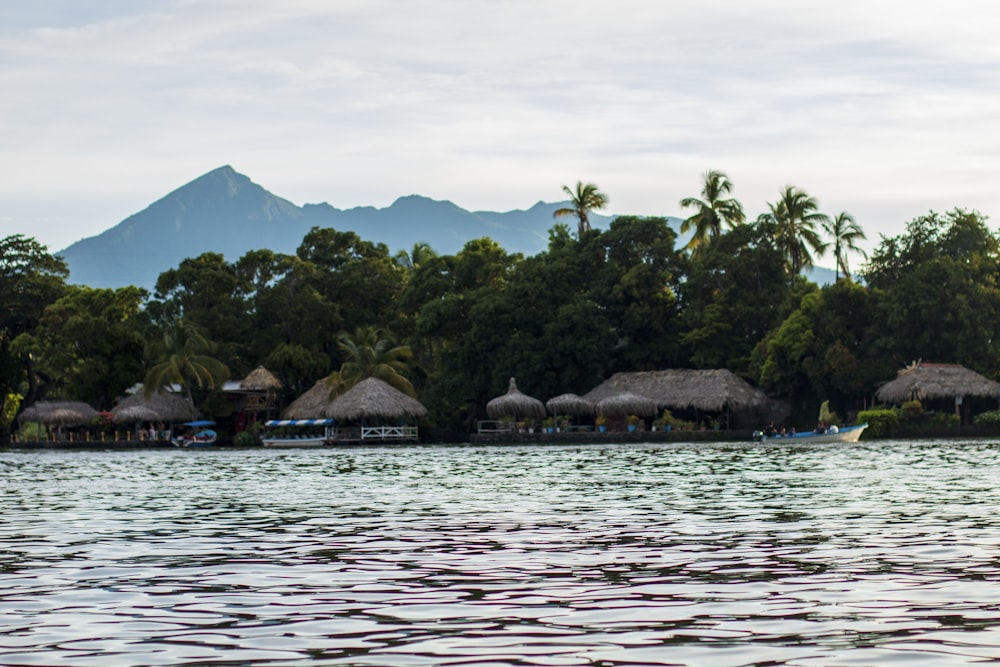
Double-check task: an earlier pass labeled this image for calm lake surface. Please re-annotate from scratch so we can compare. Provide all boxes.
[2,440,1000,666]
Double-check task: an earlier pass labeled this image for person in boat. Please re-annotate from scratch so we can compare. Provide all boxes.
[827,424,839,434]
[814,421,826,434]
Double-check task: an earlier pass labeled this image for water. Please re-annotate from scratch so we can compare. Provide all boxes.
[2,440,1000,666]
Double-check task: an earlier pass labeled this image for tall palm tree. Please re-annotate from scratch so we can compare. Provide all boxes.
[553,181,609,237]
[143,320,230,401]
[679,169,745,253]
[823,212,867,281]
[757,186,829,277]
[328,326,415,397]
[394,241,438,273]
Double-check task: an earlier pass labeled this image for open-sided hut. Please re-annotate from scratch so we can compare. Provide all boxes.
[112,389,199,423]
[545,393,595,417]
[18,400,98,427]
[487,378,546,421]
[595,392,658,418]
[583,369,769,427]
[876,362,1000,408]
[326,377,427,422]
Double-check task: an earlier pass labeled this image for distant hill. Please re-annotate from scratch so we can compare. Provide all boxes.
[57,165,835,290]
[57,166,621,290]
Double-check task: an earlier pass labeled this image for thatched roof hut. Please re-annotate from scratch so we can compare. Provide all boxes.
[281,378,333,419]
[240,366,282,390]
[583,369,768,412]
[18,400,98,426]
[875,362,1000,404]
[486,377,546,420]
[281,376,427,421]
[327,377,427,421]
[546,393,595,416]
[596,392,658,418]
[112,389,199,423]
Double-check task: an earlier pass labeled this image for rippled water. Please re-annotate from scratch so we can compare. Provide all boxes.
[2,440,1000,666]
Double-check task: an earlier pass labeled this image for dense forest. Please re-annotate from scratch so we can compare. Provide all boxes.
[3,173,999,435]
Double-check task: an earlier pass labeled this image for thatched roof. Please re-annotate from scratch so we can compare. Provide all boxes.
[583,369,768,412]
[596,392,658,417]
[327,377,427,421]
[281,378,333,419]
[18,400,98,425]
[486,377,546,420]
[282,376,427,421]
[240,366,282,391]
[112,389,199,423]
[546,393,595,416]
[875,362,1000,403]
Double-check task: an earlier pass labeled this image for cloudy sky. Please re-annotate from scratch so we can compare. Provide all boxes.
[3,1,1000,259]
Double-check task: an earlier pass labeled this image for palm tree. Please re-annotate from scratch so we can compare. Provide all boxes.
[328,326,415,397]
[757,186,829,277]
[679,169,745,253]
[823,212,867,281]
[553,181,609,237]
[143,320,230,402]
[394,241,438,273]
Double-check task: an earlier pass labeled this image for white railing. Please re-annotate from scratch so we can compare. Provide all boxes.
[360,425,418,440]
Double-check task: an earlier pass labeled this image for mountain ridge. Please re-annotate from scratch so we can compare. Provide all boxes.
[56,165,834,290]
[57,166,624,290]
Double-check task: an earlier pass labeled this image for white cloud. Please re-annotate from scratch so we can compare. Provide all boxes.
[2,0,1000,256]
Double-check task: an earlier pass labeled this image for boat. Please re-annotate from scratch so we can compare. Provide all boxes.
[261,419,336,447]
[753,422,867,444]
[173,420,218,447]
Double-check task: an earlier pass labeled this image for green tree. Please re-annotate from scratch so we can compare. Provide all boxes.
[679,220,791,372]
[328,326,415,397]
[679,169,745,254]
[395,241,438,274]
[553,181,609,237]
[862,210,1000,373]
[0,235,69,410]
[757,186,829,277]
[148,252,250,371]
[823,212,867,281]
[11,286,146,409]
[144,320,230,403]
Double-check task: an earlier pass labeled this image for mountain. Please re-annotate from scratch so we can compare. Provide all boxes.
[57,165,835,290]
[57,166,620,290]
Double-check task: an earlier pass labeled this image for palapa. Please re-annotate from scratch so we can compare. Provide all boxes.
[583,369,768,412]
[326,377,427,421]
[546,393,595,416]
[18,400,98,426]
[596,392,658,418]
[281,378,334,419]
[486,377,546,420]
[875,362,1000,403]
[112,389,199,422]
[240,366,282,390]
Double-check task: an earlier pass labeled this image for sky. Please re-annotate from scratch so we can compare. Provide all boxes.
[3,0,1000,261]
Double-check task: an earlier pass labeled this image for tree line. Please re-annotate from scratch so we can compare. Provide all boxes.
[2,171,998,434]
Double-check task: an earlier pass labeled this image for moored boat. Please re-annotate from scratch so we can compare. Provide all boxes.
[753,422,867,444]
[173,420,218,447]
[261,419,335,447]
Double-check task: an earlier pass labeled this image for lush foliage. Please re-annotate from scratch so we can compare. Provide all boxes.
[6,176,1000,436]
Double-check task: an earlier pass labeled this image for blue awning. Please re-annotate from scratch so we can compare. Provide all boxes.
[265,419,335,426]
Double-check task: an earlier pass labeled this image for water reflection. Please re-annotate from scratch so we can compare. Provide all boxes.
[1,441,1000,665]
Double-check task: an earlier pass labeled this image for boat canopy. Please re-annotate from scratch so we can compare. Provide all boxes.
[265,419,336,426]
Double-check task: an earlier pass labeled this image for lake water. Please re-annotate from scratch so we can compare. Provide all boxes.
[2,440,1000,666]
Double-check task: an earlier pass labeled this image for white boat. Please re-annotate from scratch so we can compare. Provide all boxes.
[753,422,867,444]
[261,419,335,447]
